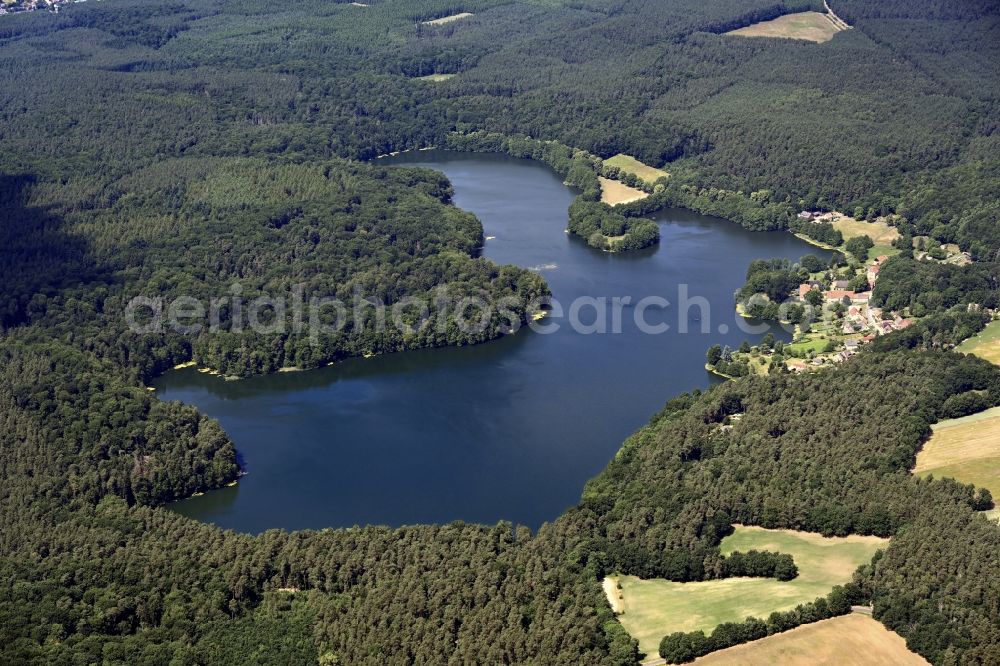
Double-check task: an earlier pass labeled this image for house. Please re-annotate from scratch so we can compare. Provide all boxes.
[842,321,855,335]
[852,291,871,305]
[787,359,810,373]
[824,289,855,303]
[866,263,880,286]
[799,283,818,299]
[844,339,860,351]
[833,280,851,290]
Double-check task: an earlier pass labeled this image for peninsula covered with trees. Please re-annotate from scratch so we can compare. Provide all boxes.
[1,0,999,663]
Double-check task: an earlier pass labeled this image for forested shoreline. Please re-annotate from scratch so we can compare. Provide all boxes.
[444,132,662,251]
[2,0,1000,663]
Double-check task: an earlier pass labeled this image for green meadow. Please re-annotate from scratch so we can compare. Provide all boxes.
[607,526,887,657]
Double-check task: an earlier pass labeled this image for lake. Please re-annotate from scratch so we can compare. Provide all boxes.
[155,151,825,533]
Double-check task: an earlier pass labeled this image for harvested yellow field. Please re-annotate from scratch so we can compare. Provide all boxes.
[603,154,668,184]
[830,215,900,245]
[727,12,842,43]
[606,525,887,656]
[422,12,473,25]
[693,614,927,665]
[913,406,1000,497]
[599,176,648,205]
[957,320,1000,366]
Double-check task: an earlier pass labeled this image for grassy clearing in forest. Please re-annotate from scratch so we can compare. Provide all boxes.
[913,406,1000,497]
[830,215,900,245]
[603,154,668,184]
[422,12,473,25]
[726,12,842,43]
[604,526,887,657]
[414,73,456,82]
[599,176,649,205]
[957,319,1000,366]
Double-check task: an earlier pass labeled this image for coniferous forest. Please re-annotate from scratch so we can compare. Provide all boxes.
[1,0,999,663]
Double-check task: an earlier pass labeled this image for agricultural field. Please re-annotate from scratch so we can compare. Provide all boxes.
[957,319,1000,366]
[603,154,668,184]
[599,176,649,205]
[421,12,473,25]
[726,12,843,43]
[692,614,927,665]
[830,215,900,245]
[913,406,1000,497]
[605,526,888,657]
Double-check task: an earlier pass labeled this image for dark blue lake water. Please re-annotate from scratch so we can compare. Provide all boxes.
[155,151,824,533]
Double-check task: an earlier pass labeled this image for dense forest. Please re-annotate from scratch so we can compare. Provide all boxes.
[1,0,999,663]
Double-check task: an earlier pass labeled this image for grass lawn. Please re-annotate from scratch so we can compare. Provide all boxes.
[788,334,831,355]
[747,355,770,376]
[606,526,887,657]
[868,245,900,262]
[913,405,1000,497]
[603,154,668,184]
[598,176,649,205]
[692,614,927,665]
[956,319,1000,366]
[726,12,841,43]
[414,73,456,82]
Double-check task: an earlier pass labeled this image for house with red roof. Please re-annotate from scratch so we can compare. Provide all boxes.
[824,290,855,303]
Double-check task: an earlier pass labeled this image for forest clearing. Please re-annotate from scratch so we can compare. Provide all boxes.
[599,176,649,205]
[422,12,473,25]
[603,154,668,184]
[726,12,844,43]
[605,526,887,656]
[913,406,1000,497]
[957,319,1000,366]
[829,215,900,245]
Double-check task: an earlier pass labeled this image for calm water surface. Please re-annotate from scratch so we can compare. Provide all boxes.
[156,151,825,533]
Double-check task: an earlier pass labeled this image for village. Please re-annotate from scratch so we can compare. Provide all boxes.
[781,250,911,372]
[0,0,90,16]
[708,210,981,378]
